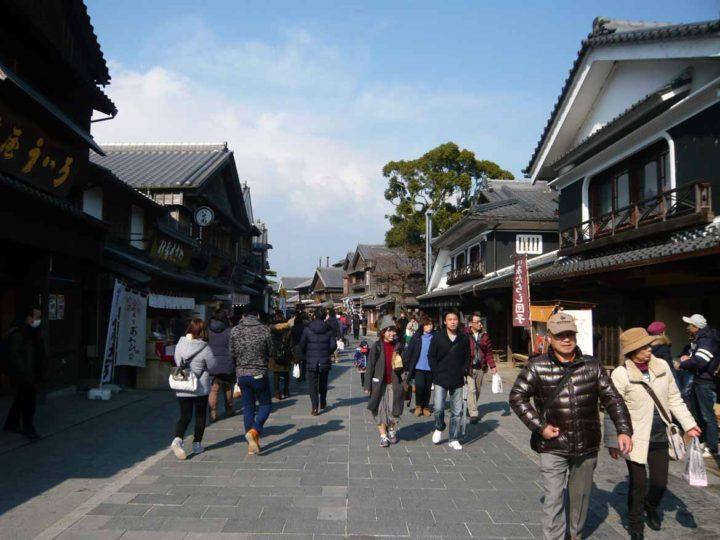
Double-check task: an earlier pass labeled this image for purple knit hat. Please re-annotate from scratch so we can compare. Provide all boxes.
[647,321,666,335]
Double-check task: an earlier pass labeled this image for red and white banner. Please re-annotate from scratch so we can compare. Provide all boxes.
[512,255,531,327]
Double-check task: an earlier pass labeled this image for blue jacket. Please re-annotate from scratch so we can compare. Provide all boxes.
[403,329,434,378]
[680,326,720,383]
[299,319,337,371]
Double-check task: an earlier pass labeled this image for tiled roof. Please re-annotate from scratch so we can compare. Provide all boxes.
[295,278,313,290]
[363,295,395,308]
[533,224,720,281]
[525,17,720,176]
[316,267,345,289]
[280,277,313,290]
[473,180,558,221]
[90,143,231,189]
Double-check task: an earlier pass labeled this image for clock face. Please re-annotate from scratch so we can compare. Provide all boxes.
[195,207,214,226]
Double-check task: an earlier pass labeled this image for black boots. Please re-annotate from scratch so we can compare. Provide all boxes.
[646,509,661,531]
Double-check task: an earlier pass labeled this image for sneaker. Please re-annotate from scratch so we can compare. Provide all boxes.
[448,440,463,451]
[702,448,716,458]
[171,437,187,460]
[432,430,442,444]
[246,429,260,455]
[388,430,399,444]
[192,442,205,455]
[380,436,390,448]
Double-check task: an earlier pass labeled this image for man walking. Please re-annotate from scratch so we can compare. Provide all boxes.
[428,309,471,450]
[230,307,274,455]
[509,312,633,540]
[464,312,496,424]
[352,312,361,340]
[679,313,720,457]
[300,308,337,415]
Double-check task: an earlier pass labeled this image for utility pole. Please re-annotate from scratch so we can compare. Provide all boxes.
[425,209,433,289]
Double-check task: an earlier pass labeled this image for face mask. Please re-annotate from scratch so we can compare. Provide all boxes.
[31,319,41,328]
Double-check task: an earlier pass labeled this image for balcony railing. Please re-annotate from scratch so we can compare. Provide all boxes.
[446,261,485,285]
[560,181,713,251]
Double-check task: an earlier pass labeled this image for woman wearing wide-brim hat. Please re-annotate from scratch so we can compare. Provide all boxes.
[605,328,700,539]
[363,315,407,448]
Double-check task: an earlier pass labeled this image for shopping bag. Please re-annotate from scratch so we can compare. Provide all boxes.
[292,363,301,379]
[336,339,345,352]
[233,383,242,399]
[683,438,708,487]
[491,373,503,394]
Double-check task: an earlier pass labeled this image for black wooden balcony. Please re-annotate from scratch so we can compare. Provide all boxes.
[560,181,713,255]
[446,261,485,285]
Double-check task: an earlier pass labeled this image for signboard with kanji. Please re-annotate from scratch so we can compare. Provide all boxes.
[512,255,531,327]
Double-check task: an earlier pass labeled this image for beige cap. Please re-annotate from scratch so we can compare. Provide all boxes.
[547,312,577,334]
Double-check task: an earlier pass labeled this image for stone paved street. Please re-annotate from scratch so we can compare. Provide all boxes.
[3,340,720,539]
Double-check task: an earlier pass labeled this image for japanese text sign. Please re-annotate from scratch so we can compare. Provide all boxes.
[512,255,531,328]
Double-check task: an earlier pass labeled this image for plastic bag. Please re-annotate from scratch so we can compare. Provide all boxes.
[336,339,345,352]
[491,373,503,394]
[683,437,708,487]
[292,363,301,379]
[233,383,242,399]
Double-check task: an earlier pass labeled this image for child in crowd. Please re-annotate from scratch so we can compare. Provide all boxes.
[354,340,369,387]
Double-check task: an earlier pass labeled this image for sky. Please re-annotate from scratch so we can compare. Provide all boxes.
[87,0,719,278]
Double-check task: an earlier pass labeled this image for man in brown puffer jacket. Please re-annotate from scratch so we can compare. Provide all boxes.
[509,312,633,540]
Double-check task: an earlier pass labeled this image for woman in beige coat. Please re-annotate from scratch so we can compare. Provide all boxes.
[605,328,700,539]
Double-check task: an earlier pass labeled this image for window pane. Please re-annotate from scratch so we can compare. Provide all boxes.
[596,179,613,216]
[455,252,465,269]
[469,245,480,264]
[642,160,659,201]
[616,172,630,209]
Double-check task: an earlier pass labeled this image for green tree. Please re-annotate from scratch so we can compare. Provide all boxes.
[383,142,514,247]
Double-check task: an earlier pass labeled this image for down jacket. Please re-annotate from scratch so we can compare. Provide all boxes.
[299,319,337,371]
[509,347,632,456]
[207,319,233,375]
[679,326,720,383]
[173,336,214,398]
[604,357,696,465]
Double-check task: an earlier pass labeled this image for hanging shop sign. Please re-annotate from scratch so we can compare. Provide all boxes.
[0,96,84,197]
[149,233,192,268]
[100,281,123,384]
[512,255,531,328]
[101,280,148,379]
[148,293,195,310]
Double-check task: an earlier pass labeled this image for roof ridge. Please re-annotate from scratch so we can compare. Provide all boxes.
[99,142,228,153]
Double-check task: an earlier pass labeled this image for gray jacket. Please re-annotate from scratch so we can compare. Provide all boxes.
[207,319,233,375]
[173,336,213,397]
[230,316,274,378]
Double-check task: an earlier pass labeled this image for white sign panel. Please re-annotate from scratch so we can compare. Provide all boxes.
[564,310,594,357]
[115,288,148,368]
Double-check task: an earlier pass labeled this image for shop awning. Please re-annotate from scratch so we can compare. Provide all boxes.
[0,61,105,155]
[149,294,195,310]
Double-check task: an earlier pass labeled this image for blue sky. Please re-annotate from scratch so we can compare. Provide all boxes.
[87,0,718,277]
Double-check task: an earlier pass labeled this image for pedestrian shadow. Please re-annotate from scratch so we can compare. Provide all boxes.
[332,396,368,409]
[477,401,512,417]
[461,419,500,446]
[203,423,297,453]
[586,481,700,537]
[259,419,345,455]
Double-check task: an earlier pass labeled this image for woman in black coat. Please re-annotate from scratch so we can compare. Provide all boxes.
[364,315,406,448]
[299,308,337,415]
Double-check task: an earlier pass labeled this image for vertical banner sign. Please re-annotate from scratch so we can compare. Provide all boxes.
[512,255,531,327]
[115,288,147,368]
[101,281,123,385]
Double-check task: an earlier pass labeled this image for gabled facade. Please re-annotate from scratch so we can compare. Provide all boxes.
[309,267,345,304]
[524,17,720,364]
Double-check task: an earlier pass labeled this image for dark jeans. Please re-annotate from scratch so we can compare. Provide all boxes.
[626,444,669,533]
[307,366,330,410]
[359,372,365,388]
[690,382,718,453]
[414,370,432,409]
[273,371,290,396]
[4,380,37,433]
[175,395,209,443]
[238,375,272,434]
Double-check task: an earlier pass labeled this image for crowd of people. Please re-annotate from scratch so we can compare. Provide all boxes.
[4,300,719,540]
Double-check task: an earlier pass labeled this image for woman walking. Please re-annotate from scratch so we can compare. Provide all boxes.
[364,316,406,447]
[269,311,293,399]
[207,309,234,422]
[171,319,215,460]
[605,328,700,539]
[300,308,336,415]
[403,315,435,417]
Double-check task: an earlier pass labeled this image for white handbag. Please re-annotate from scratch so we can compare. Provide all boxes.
[168,371,198,392]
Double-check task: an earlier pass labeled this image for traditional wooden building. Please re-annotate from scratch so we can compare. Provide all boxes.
[0,1,119,391]
[523,17,720,366]
[418,180,558,352]
[309,267,345,305]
